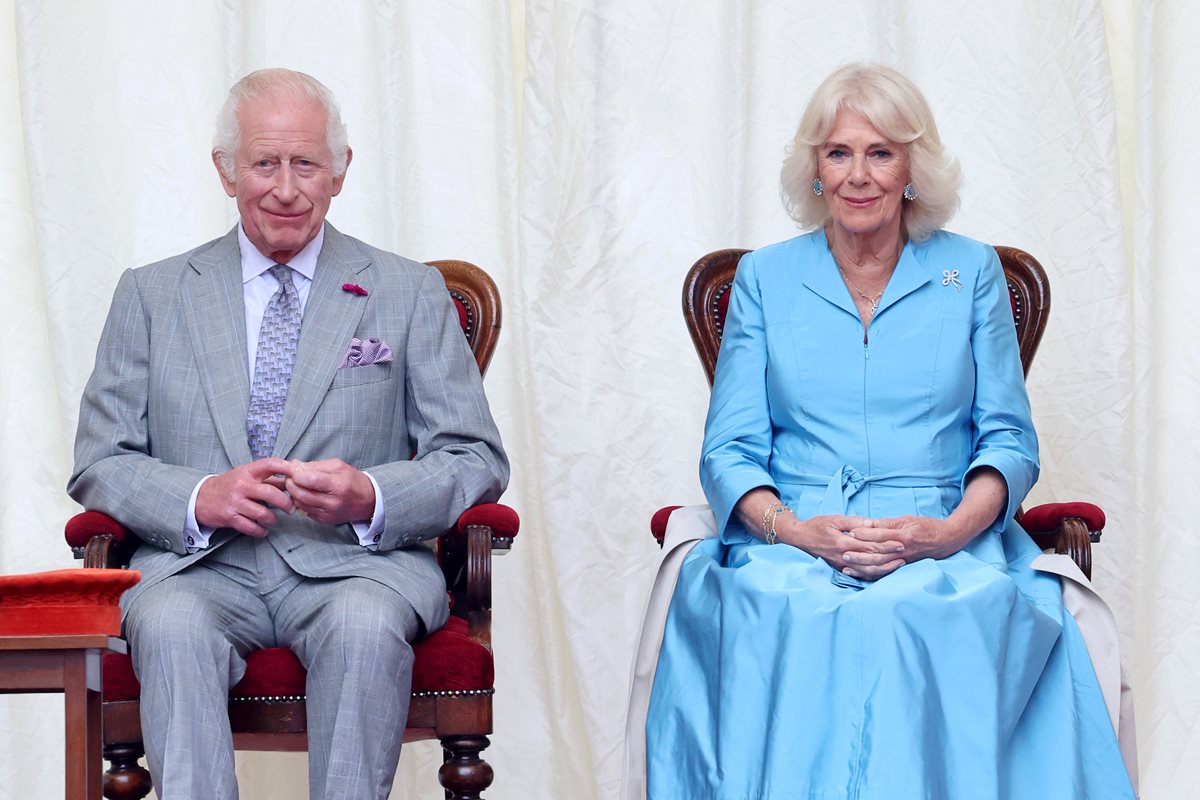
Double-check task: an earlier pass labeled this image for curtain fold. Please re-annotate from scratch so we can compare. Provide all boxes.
[1,1,1196,797]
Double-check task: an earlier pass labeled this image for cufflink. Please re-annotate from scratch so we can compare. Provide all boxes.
[372,533,381,543]
[186,535,195,546]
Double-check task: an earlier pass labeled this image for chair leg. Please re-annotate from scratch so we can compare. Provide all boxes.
[438,735,494,799]
[102,742,153,800]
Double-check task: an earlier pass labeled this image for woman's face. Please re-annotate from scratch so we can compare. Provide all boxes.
[817,108,910,242]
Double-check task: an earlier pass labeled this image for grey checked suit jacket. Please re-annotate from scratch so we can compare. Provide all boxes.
[68,224,509,633]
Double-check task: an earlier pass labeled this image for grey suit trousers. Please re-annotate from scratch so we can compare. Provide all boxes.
[124,534,420,800]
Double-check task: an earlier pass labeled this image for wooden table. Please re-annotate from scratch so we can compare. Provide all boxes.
[0,634,125,800]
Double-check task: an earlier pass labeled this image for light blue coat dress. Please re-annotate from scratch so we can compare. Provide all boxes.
[646,230,1134,799]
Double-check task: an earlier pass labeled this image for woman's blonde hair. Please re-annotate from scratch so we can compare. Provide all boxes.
[780,64,960,241]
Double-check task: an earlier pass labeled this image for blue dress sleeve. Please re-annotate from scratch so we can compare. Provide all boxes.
[961,246,1040,531]
[699,251,778,542]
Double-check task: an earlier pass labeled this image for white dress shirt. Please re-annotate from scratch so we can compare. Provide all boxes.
[183,225,385,550]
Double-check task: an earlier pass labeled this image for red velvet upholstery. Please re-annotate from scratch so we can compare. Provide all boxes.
[716,287,731,331]
[230,649,308,700]
[100,653,141,703]
[456,502,520,539]
[65,510,131,549]
[650,506,683,545]
[1021,502,1106,534]
[66,503,512,701]
[101,615,493,703]
[452,296,470,332]
[66,502,512,702]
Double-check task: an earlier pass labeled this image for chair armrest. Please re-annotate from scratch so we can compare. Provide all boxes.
[648,501,1107,576]
[650,506,683,547]
[1020,502,1105,539]
[1019,501,1105,580]
[452,502,520,552]
[67,502,520,623]
[440,503,519,632]
[64,511,136,569]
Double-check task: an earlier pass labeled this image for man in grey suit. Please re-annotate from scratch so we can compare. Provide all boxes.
[68,68,508,799]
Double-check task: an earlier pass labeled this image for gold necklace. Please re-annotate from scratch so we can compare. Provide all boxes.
[836,264,886,317]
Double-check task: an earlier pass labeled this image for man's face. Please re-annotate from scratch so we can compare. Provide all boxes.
[215,95,350,263]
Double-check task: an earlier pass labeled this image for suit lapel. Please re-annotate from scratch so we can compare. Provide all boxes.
[181,227,254,466]
[795,233,859,318]
[796,230,930,321]
[873,239,929,318]
[273,225,372,459]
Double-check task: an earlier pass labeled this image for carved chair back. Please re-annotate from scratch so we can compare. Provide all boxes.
[431,259,502,376]
[681,245,1050,384]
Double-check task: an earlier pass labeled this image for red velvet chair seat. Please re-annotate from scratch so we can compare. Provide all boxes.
[101,615,493,703]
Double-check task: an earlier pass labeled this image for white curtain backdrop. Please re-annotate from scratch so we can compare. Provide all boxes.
[2,1,1196,797]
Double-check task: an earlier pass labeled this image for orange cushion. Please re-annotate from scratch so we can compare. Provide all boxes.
[0,569,140,636]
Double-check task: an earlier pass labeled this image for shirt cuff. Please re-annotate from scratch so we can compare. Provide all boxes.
[351,472,386,548]
[185,475,218,552]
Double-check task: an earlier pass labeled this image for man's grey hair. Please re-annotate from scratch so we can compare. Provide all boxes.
[212,68,350,179]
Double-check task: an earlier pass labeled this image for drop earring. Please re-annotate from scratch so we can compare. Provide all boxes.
[903,183,917,201]
[812,178,823,196]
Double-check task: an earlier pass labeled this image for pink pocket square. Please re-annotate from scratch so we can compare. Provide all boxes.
[340,337,394,368]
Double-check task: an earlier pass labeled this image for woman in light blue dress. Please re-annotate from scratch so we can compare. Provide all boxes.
[645,64,1135,799]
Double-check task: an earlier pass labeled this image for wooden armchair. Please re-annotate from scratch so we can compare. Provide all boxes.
[64,259,517,800]
[653,246,1105,576]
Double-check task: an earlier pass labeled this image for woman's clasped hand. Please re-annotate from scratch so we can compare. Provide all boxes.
[775,512,972,580]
